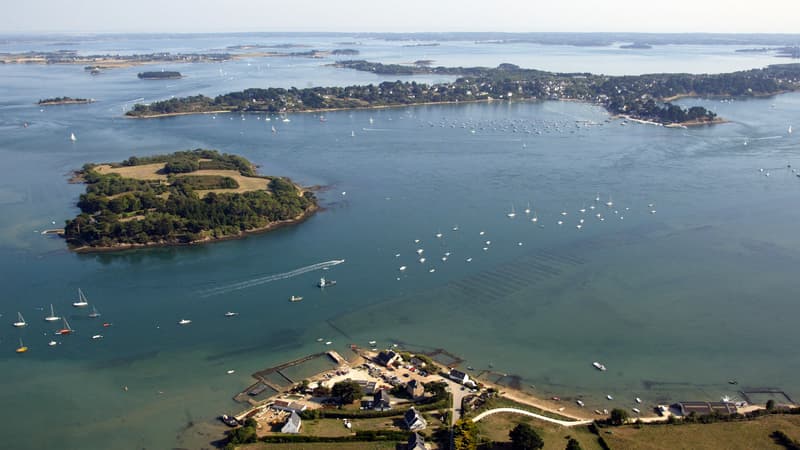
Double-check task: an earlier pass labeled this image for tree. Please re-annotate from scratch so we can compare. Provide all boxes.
[331,380,363,404]
[609,408,629,426]
[453,419,478,450]
[509,423,544,450]
[565,437,583,450]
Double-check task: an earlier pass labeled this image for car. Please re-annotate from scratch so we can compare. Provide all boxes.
[403,373,410,378]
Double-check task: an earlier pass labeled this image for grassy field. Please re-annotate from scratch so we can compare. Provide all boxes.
[240,442,399,450]
[475,412,603,450]
[93,164,270,197]
[472,396,582,422]
[602,414,800,450]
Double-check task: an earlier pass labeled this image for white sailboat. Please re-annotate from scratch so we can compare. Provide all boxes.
[13,312,27,327]
[507,204,516,218]
[44,304,60,322]
[88,305,101,318]
[524,202,531,214]
[789,125,793,134]
[72,288,89,307]
[69,132,77,142]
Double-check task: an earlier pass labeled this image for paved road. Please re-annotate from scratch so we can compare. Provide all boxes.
[471,407,594,427]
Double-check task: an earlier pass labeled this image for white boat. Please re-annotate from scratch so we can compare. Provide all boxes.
[13,312,27,328]
[592,361,607,371]
[635,397,642,404]
[507,204,516,218]
[606,394,614,400]
[69,132,77,142]
[44,304,60,322]
[576,400,585,407]
[48,340,57,347]
[289,296,303,302]
[399,266,407,271]
[632,407,641,414]
[271,125,277,133]
[325,341,332,345]
[416,249,424,255]
[531,213,538,223]
[91,334,103,340]
[281,117,290,123]
[789,125,793,134]
[72,288,89,307]
[435,232,443,238]
[418,257,426,263]
[466,257,472,262]
[88,306,101,318]
[369,117,374,124]
[318,277,337,288]
[224,312,238,317]
[524,202,531,214]
[368,340,377,345]
[605,196,614,207]
[351,130,355,137]
[227,369,236,374]
[178,319,192,325]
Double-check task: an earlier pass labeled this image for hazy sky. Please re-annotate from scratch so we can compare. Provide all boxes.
[2,0,799,34]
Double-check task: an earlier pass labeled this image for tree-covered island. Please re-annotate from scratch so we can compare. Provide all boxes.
[37,96,94,105]
[125,61,800,126]
[138,71,182,80]
[64,150,317,252]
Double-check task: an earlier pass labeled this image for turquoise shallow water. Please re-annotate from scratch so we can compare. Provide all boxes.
[1,34,800,448]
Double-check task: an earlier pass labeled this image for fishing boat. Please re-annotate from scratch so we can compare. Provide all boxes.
[317,277,337,288]
[88,305,101,318]
[44,304,60,322]
[592,361,607,371]
[72,288,89,307]
[16,338,28,353]
[289,296,303,302]
[224,311,239,317]
[13,312,27,327]
[178,319,192,325]
[56,317,73,335]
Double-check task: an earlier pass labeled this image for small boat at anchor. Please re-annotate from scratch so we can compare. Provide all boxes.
[88,305,101,318]
[592,361,607,371]
[16,338,28,353]
[72,288,89,307]
[44,304,60,322]
[178,319,192,325]
[13,312,27,328]
[317,277,337,288]
[55,317,74,335]
[289,296,303,302]
[224,312,239,317]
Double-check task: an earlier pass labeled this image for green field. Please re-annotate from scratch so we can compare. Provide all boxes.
[602,414,800,450]
[475,412,602,450]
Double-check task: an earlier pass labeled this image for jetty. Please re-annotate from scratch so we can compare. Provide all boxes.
[234,352,326,403]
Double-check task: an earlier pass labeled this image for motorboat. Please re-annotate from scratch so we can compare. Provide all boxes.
[220,414,239,427]
[592,361,607,371]
[289,296,303,302]
[224,312,239,317]
[178,319,192,325]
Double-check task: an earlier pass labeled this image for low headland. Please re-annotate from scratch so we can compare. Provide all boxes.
[37,96,94,105]
[0,50,274,69]
[213,345,800,450]
[137,70,182,80]
[63,149,317,252]
[125,61,800,127]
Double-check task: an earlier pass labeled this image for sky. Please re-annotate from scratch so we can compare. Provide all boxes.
[1,0,799,34]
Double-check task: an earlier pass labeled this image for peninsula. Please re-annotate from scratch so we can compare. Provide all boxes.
[126,61,800,126]
[63,149,316,252]
[37,96,94,105]
[0,50,269,69]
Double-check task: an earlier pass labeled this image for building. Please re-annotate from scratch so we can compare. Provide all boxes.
[448,369,470,384]
[409,356,427,368]
[354,379,379,395]
[407,431,428,450]
[406,379,425,399]
[272,400,307,414]
[375,350,402,367]
[281,411,302,434]
[372,389,391,410]
[404,407,428,431]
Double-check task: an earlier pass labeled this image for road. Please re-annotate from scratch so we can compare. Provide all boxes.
[471,407,593,427]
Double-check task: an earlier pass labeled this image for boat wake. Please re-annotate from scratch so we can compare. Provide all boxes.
[198,260,345,297]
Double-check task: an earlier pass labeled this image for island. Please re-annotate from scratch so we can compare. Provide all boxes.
[63,149,316,252]
[620,42,653,49]
[126,61,800,127]
[138,71,182,80]
[37,96,94,105]
[0,50,270,69]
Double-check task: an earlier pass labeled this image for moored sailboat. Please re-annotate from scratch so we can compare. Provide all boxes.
[13,312,27,328]
[72,288,89,307]
[44,304,60,322]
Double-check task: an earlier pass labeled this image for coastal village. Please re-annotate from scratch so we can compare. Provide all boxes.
[218,345,798,449]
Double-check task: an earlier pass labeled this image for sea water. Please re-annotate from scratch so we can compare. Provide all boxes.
[0,33,799,449]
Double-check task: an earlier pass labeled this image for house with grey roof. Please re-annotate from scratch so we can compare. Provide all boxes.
[281,411,302,434]
[404,407,427,431]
